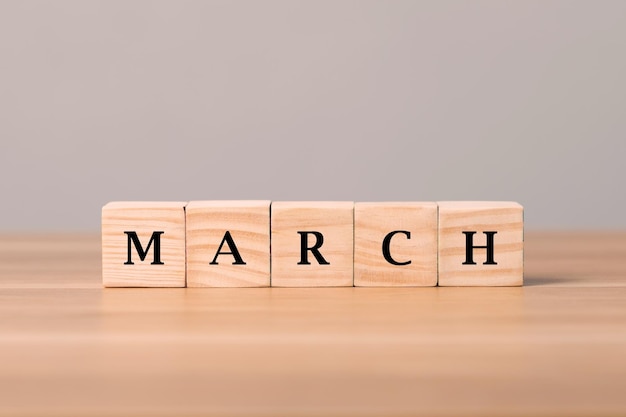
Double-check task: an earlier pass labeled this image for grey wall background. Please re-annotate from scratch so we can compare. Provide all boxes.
[1,0,624,231]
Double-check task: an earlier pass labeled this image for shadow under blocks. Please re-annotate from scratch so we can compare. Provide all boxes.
[101,201,524,288]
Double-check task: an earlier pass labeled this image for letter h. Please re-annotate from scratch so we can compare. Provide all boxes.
[462,231,497,265]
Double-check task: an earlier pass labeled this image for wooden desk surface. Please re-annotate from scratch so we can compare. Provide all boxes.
[1,232,625,416]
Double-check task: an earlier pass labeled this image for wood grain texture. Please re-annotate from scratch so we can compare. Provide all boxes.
[354,202,437,286]
[186,200,270,287]
[271,201,354,287]
[438,201,523,287]
[0,232,626,416]
[102,201,186,287]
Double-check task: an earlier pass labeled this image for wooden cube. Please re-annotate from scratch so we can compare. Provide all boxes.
[102,201,187,287]
[354,202,437,287]
[438,201,523,286]
[185,200,270,287]
[271,201,354,287]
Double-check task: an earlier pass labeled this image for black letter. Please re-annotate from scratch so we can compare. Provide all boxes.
[297,231,330,265]
[124,231,164,265]
[209,231,246,265]
[382,230,412,266]
[462,231,497,265]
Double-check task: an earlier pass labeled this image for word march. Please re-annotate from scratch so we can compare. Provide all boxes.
[102,201,524,288]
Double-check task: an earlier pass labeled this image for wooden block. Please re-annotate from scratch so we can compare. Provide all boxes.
[102,201,187,287]
[271,201,354,287]
[438,201,523,286]
[354,202,438,287]
[185,200,270,287]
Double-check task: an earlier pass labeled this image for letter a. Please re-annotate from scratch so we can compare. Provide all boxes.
[209,231,247,265]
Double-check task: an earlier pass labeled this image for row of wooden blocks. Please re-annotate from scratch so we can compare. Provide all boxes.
[102,201,524,287]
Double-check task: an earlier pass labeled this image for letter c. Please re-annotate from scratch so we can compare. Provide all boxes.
[382,230,412,266]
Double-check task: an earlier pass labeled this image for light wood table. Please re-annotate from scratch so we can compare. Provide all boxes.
[0,232,625,416]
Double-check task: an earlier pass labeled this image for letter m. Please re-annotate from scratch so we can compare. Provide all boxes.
[124,231,165,265]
